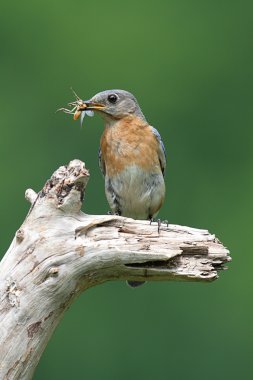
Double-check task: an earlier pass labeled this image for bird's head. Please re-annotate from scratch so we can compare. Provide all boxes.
[82,89,145,121]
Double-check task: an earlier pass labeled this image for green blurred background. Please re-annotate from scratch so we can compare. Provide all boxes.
[0,0,252,379]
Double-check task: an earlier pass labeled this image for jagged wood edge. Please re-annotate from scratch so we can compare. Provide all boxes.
[0,159,230,380]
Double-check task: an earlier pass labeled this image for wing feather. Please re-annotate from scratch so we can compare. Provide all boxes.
[151,126,166,176]
[98,147,106,177]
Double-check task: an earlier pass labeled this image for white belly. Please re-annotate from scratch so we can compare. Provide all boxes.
[105,165,165,219]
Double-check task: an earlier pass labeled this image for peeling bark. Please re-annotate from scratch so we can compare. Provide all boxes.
[0,159,230,380]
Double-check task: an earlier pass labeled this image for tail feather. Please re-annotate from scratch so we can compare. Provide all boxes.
[127,281,146,288]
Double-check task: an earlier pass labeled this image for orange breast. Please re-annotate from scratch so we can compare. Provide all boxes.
[100,116,161,177]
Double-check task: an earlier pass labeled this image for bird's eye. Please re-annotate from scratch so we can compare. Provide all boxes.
[108,94,118,104]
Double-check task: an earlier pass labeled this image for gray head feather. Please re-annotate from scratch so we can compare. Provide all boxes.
[90,89,146,120]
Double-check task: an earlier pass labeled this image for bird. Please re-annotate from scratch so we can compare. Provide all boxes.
[79,89,166,287]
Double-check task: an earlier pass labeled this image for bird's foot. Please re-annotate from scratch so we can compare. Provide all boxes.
[162,219,169,227]
[150,218,162,233]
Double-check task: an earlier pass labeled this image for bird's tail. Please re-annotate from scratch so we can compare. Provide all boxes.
[127,281,146,288]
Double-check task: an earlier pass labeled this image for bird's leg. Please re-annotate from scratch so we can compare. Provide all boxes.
[150,218,161,233]
[157,218,161,233]
[162,219,169,227]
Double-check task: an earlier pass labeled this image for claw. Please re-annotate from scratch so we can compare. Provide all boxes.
[162,219,169,227]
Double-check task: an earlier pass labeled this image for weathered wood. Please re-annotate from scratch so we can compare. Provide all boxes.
[0,159,230,380]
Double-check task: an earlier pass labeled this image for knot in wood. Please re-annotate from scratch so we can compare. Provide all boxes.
[16,229,25,243]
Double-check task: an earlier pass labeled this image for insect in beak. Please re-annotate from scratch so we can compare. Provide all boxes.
[56,88,94,126]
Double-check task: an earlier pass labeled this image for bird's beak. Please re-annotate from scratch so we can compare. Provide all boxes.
[80,100,106,111]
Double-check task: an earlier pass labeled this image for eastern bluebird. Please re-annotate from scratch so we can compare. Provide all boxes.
[67,89,166,286]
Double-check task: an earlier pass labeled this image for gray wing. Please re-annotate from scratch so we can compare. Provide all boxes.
[98,147,106,177]
[151,126,167,176]
[98,148,120,214]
